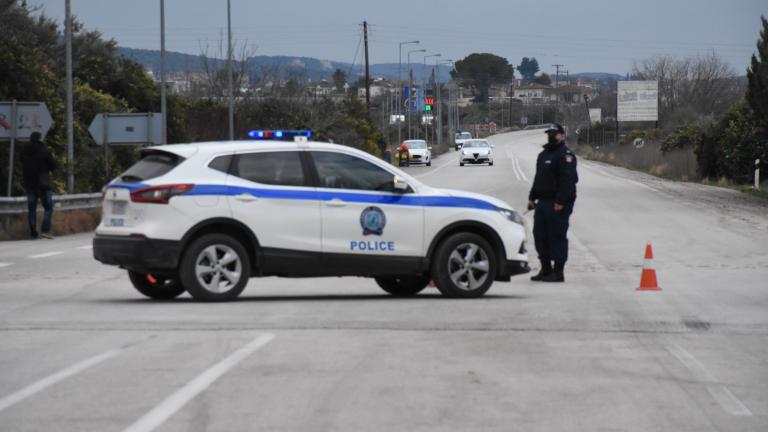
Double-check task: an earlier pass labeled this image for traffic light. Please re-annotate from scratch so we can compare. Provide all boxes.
[424,97,434,111]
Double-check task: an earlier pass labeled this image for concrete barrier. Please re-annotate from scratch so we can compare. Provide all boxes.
[0,193,102,240]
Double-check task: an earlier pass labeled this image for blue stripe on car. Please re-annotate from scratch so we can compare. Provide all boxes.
[106,183,498,211]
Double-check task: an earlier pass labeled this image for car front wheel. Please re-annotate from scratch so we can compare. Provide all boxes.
[375,276,430,297]
[127,271,186,299]
[180,234,251,301]
[432,232,496,298]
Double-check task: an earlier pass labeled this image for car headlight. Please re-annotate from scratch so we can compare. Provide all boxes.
[498,208,524,225]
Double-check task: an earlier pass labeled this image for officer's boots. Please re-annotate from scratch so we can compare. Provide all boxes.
[530,261,553,281]
[541,261,565,282]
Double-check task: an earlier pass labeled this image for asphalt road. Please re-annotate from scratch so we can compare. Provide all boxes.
[1,130,766,432]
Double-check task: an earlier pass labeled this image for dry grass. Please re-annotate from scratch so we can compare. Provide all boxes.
[576,140,698,181]
[0,207,101,241]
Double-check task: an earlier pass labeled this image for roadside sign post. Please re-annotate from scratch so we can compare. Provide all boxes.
[6,100,16,196]
[89,112,163,180]
[103,114,109,179]
[756,159,761,190]
[1,101,55,196]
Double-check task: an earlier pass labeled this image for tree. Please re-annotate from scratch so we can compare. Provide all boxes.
[747,15,768,129]
[534,73,551,86]
[451,53,514,102]
[332,68,347,92]
[517,57,540,81]
[632,53,741,127]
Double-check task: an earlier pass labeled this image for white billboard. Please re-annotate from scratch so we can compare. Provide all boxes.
[617,81,658,122]
[589,108,602,124]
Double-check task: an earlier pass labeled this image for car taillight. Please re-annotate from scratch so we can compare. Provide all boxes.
[130,184,195,204]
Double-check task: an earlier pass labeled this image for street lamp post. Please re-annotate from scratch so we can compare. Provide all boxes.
[65,0,74,192]
[583,94,590,146]
[407,48,426,140]
[398,41,419,146]
[226,0,234,140]
[437,59,453,148]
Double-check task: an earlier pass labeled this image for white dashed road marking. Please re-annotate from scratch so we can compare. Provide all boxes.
[0,262,13,268]
[122,333,276,432]
[77,245,93,250]
[667,344,752,416]
[27,251,63,259]
[0,348,124,413]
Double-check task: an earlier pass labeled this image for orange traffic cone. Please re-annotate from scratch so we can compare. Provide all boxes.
[637,243,661,291]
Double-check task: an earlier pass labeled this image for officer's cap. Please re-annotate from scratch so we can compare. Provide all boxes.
[544,123,565,134]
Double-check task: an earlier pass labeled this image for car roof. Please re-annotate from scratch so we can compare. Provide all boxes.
[146,140,374,158]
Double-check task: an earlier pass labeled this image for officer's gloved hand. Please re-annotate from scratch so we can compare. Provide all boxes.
[527,200,535,211]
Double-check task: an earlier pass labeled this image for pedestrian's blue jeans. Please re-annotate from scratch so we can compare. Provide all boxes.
[27,190,53,237]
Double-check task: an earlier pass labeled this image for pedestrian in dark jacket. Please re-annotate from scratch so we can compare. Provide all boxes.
[21,132,58,239]
[527,123,578,282]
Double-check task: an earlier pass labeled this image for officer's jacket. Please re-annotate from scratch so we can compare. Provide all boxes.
[528,141,578,204]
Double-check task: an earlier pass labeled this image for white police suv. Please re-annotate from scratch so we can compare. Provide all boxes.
[93,130,529,301]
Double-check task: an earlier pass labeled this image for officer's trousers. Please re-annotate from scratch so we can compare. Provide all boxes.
[533,198,574,266]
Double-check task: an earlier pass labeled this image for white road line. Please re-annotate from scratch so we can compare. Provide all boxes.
[505,149,521,181]
[76,245,93,250]
[0,348,123,413]
[514,155,530,183]
[122,333,275,432]
[413,154,455,179]
[667,344,752,416]
[510,156,522,181]
[582,163,658,192]
[0,262,13,268]
[27,251,63,259]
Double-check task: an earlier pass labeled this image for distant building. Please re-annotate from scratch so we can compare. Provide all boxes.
[512,83,554,104]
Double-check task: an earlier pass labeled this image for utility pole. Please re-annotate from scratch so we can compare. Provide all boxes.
[407,48,426,140]
[226,0,234,140]
[363,21,370,111]
[398,41,419,146]
[552,64,564,124]
[64,0,74,192]
[160,0,167,145]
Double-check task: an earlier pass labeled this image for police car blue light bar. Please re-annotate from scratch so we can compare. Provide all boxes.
[247,130,312,139]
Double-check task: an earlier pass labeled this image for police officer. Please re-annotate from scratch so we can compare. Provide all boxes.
[527,123,578,282]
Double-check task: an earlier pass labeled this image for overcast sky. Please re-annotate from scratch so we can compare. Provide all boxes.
[33,0,765,75]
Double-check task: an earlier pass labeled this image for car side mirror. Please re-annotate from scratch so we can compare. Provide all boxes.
[393,176,409,192]
[428,146,433,150]
[491,144,495,148]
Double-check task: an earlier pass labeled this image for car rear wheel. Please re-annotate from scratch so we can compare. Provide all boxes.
[432,232,496,298]
[180,234,251,302]
[375,276,430,297]
[459,162,465,166]
[127,271,186,299]
[489,161,494,166]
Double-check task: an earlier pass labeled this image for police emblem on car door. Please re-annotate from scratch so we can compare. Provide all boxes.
[360,206,386,235]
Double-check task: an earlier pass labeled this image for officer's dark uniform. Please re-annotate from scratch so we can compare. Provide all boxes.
[528,124,578,282]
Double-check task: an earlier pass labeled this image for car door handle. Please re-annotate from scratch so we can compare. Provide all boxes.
[234,193,258,202]
[324,198,346,207]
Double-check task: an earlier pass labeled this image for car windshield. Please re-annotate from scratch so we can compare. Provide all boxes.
[464,140,490,148]
[405,141,427,149]
[456,132,472,140]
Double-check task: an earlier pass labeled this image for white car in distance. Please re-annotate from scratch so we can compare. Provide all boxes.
[402,140,431,166]
[459,139,494,166]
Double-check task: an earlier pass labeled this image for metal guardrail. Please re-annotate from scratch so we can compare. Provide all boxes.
[0,193,102,215]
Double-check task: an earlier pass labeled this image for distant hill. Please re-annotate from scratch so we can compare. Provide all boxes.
[569,72,626,81]
[119,47,453,82]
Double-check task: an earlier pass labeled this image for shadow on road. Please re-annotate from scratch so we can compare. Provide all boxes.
[89,293,528,304]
